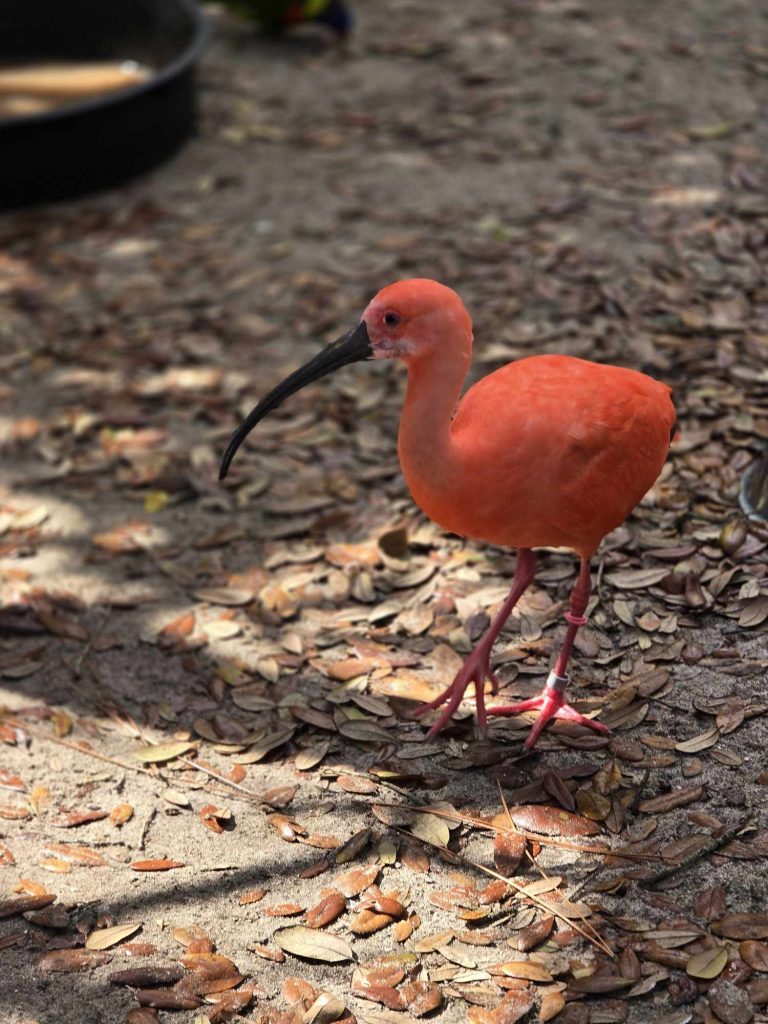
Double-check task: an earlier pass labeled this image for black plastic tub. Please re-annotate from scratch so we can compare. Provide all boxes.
[0,0,207,210]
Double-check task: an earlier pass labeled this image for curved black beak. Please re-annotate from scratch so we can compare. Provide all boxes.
[219,320,372,480]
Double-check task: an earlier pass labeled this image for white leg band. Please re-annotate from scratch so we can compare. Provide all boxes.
[545,671,569,693]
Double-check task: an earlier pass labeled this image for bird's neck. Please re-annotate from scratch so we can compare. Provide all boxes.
[397,352,468,499]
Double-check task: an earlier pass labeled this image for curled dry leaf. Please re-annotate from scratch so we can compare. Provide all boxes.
[0,802,30,820]
[306,891,347,929]
[266,902,305,917]
[109,803,134,826]
[303,992,347,1024]
[402,980,442,1016]
[334,827,372,864]
[350,909,395,935]
[199,804,232,833]
[539,987,567,1022]
[638,786,705,814]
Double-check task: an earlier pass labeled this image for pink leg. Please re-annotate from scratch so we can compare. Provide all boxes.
[414,549,537,738]
[489,559,610,751]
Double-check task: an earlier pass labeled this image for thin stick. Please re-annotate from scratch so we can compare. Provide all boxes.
[638,812,755,889]
[4,717,155,776]
[373,800,661,862]
[176,757,264,803]
[394,826,614,958]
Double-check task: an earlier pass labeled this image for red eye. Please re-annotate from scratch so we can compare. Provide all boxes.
[384,312,401,327]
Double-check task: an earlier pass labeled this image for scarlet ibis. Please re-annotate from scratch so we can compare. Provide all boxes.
[220,279,676,750]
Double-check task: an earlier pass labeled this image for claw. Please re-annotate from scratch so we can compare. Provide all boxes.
[489,673,610,751]
[415,644,496,739]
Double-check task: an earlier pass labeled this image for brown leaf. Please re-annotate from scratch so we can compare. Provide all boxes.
[0,802,30,820]
[37,949,111,973]
[110,966,185,987]
[506,804,601,836]
[740,941,768,972]
[542,771,576,811]
[306,892,347,929]
[43,843,107,867]
[109,803,134,826]
[199,804,232,833]
[265,903,305,917]
[130,859,185,872]
[238,888,267,905]
[52,809,109,828]
[489,960,554,982]
[250,943,285,962]
[349,909,394,935]
[157,611,195,647]
[401,842,430,873]
[336,864,379,898]
[179,952,238,978]
[493,831,527,876]
[515,915,555,952]
[135,989,201,1010]
[539,988,566,1022]
[568,974,635,994]
[0,893,55,918]
[713,914,768,940]
[35,607,89,641]
[402,980,442,1016]
[0,841,14,866]
[638,786,704,814]
[334,827,372,864]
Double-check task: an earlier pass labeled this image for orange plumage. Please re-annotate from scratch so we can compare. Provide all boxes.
[403,353,674,559]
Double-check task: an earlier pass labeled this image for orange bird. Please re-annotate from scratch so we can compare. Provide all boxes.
[220,279,676,749]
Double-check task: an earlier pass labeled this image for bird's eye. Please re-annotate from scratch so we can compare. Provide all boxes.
[384,312,401,328]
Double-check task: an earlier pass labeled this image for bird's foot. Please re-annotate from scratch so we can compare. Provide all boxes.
[413,642,500,738]
[488,671,610,751]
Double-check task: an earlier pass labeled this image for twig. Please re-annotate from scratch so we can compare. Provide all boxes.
[176,757,264,803]
[4,717,156,776]
[638,812,755,889]
[373,800,661,862]
[393,826,614,958]
[139,806,157,851]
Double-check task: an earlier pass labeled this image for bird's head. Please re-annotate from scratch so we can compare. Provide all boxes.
[362,278,473,366]
[219,278,472,480]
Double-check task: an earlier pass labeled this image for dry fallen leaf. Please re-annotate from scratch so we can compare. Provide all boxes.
[273,926,354,963]
[86,922,142,950]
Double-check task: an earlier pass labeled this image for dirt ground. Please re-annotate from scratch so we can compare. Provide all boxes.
[1,1,768,1022]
